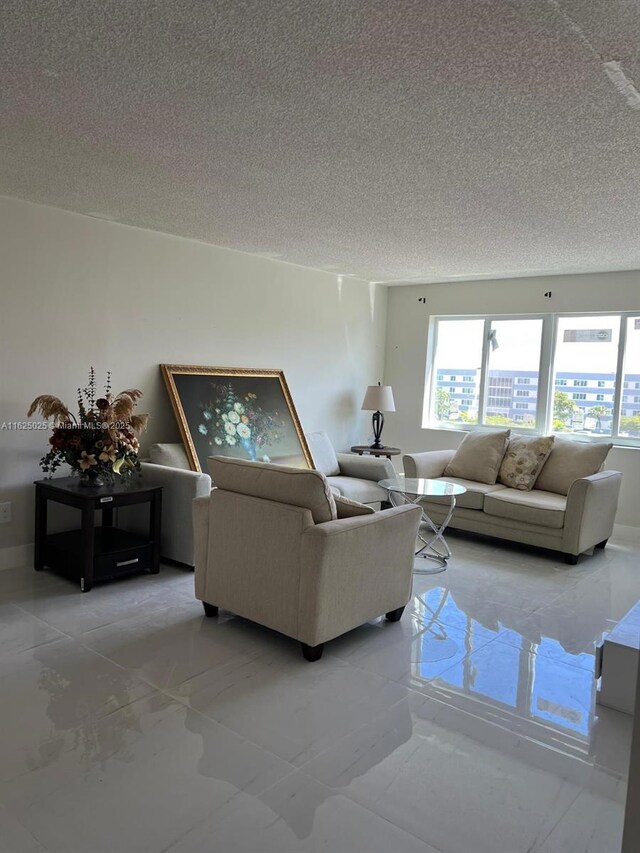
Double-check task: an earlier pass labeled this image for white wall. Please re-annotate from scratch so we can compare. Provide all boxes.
[383,271,640,528]
[0,197,387,566]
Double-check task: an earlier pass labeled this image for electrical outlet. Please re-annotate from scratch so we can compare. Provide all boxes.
[0,502,12,524]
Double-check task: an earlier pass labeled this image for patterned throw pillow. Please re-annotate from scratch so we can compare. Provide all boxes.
[497,435,555,491]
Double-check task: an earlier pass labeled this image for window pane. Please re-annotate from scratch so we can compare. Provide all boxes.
[552,316,620,436]
[431,320,483,425]
[620,316,640,437]
[483,319,543,428]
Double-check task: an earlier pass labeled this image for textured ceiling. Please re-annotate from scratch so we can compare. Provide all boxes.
[1,0,640,283]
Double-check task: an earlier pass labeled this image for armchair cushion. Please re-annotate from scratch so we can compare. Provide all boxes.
[306,431,341,476]
[444,430,510,484]
[149,442,191,470]
[207,455,337,523]
[535,439,613,495]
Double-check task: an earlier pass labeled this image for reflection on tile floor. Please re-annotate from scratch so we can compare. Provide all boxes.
[0,532,637,852]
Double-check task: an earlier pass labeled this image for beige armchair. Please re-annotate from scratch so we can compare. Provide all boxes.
[305,431,395,505]
[193,456,422,661]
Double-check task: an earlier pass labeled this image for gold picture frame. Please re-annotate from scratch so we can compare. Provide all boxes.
[160,365,313,472]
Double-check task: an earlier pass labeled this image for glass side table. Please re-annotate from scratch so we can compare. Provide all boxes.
[378,477,466,574]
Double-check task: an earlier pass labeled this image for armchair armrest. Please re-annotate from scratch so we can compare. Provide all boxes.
[563,470,622,555]
[298,504,422,646]
[403,450,455,479]
[192,495,210,589]
[138,462,212,565]
[336,452,396,481]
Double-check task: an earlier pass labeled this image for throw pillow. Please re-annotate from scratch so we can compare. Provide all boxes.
[443,429,510,485]
[334,494,375,518]
[534,439,613,495]
[497,435,555,491]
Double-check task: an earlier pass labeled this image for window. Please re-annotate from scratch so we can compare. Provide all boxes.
[427,312,640,444]
[552,316,621,438]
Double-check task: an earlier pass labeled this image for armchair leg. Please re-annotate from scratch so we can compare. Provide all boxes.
[564,554,579,565]
[595,539,608,549]
[301,642,324,662]
[385,606,405,622]
[202,602,219,617]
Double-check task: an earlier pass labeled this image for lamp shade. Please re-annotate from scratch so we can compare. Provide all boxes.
[361,384,396,412]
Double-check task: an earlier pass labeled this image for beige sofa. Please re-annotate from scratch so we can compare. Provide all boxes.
[193,456,422,660]
[404,437,622,564]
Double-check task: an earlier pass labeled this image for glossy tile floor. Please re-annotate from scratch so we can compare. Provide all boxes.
[1,532,638,853]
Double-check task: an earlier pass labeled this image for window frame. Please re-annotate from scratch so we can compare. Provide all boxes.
[426,311,640,446]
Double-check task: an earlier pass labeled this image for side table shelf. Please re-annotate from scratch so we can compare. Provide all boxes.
[34,477,162,592]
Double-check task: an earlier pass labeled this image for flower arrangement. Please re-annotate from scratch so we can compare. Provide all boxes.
[198,382,284,461]
[28,368,148,484]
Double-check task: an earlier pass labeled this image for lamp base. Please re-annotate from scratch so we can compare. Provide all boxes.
[370,410,385,449]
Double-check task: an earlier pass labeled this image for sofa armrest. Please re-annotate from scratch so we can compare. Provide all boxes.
[403,450,455,479]
[563,470,622,555]
[298,504,422,646]
[335,452,396,481]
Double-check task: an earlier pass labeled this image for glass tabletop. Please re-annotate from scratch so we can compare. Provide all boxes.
[378,477,467,498]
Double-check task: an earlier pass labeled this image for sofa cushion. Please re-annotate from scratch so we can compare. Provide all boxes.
[484,488,567,529]
[305,431,341,477]
[149,442,191,470]
[534,439,613,496]
[497,435,555,491]
[207,455,337,523]
[443,430,510,485]
[327,475,388,504]
[430,477,508,510]
[334,494,376,518]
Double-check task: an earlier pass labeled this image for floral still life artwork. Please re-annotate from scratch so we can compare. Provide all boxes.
[27,368,148,485]
[161,365,313,473]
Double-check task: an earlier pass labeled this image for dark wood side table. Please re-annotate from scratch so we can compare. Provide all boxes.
[34,477,162,592]
[350,445,401,461]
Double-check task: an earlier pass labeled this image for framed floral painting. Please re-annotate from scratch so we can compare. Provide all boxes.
[160,365,313,472]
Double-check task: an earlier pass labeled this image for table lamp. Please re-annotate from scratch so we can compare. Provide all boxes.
[361,382,396,449]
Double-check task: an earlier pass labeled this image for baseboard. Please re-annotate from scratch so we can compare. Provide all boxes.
[612,524,640,545]
[0,544,33,571]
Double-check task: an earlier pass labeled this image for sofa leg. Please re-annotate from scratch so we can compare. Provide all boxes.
[564,554,579,565]
[301,642,324,662]
[595,539,608,549]
[385,606,405,622]
[202,602,219,617]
